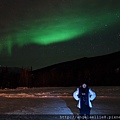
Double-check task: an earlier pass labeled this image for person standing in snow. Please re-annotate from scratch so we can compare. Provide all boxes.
[73,83,96,119]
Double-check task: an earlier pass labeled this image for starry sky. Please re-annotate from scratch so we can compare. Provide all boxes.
[0,0,120,70]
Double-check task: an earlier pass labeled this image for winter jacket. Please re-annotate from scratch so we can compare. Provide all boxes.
[73,87,96,108]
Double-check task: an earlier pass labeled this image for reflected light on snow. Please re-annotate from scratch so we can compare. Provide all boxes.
[0,93,73,98]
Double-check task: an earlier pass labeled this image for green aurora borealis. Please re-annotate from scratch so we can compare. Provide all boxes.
[1,0,120,55]
[0,0,120,69]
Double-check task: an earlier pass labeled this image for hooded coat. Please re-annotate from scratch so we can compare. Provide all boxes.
[73,87,96,108]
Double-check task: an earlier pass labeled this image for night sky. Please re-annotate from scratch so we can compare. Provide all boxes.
[0,0,120,70]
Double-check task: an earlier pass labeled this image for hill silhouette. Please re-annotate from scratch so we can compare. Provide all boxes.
[32,51,120,86]
[0,51,120,88]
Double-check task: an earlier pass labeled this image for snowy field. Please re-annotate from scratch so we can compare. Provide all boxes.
[0,86,120,120]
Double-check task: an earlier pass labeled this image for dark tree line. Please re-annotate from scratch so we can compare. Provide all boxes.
[0,67,33,89]
[0,65,120,88]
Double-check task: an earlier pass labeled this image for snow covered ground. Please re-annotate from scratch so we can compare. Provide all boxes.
[0,86,120,120]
